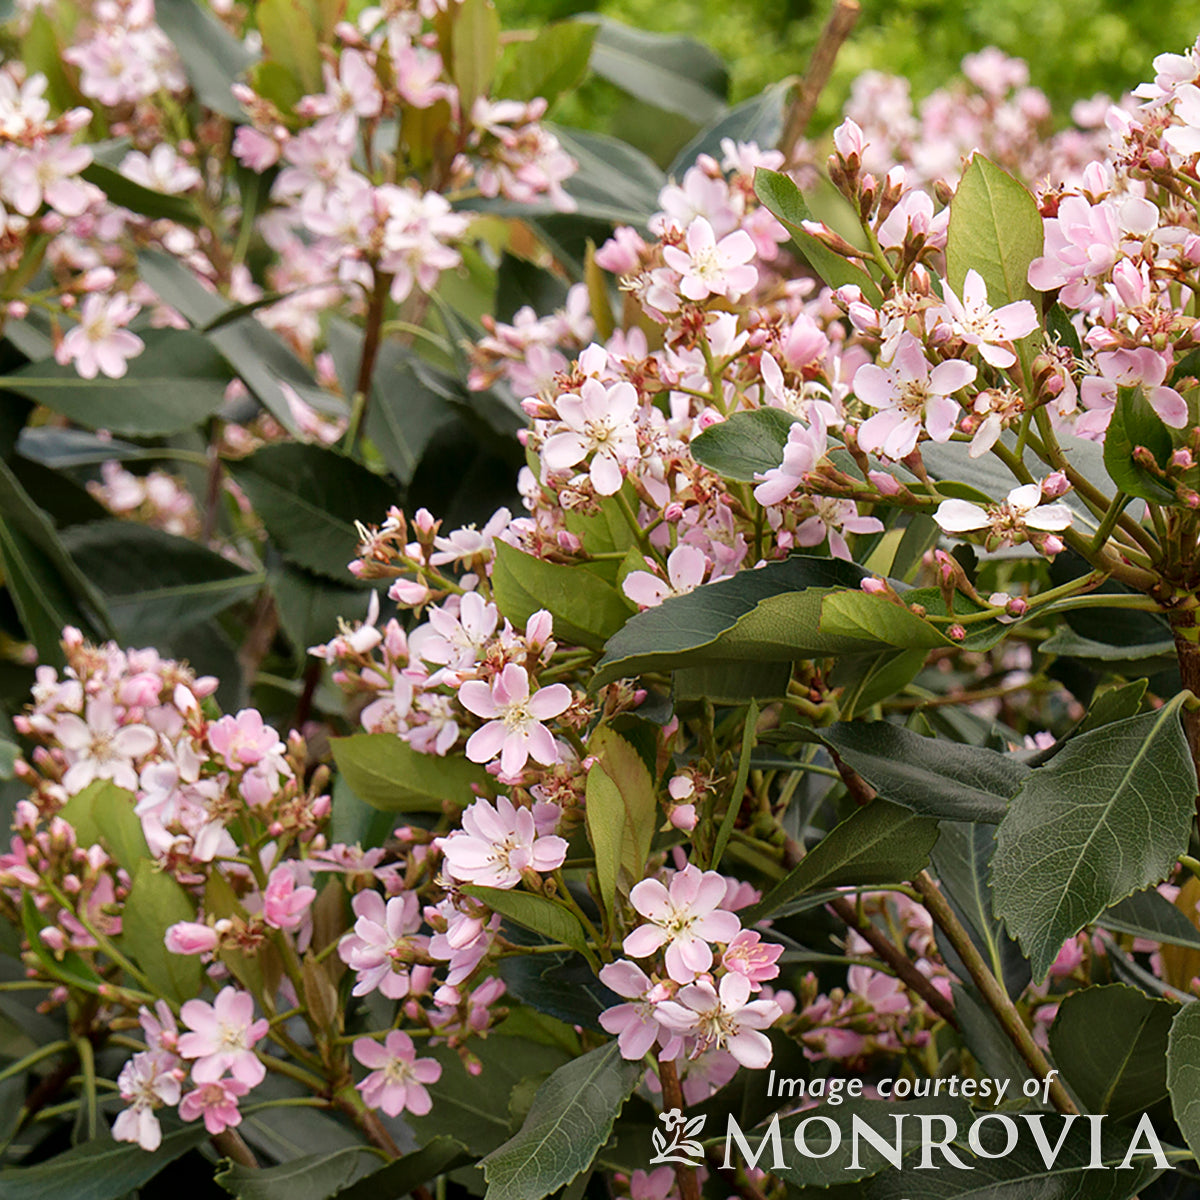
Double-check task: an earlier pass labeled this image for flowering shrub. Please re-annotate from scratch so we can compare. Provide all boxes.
[6,2,1200,1198]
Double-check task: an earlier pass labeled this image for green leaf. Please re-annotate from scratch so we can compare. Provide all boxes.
[689,408,798,482]
[0,740,17,781]
[20,10,80,115]
[462,886,589,955]
[945,153,1043,310]
[409,1039,571,1156]
[334,1138,470,1200]
[4,330,231,436]
[257,0,322,93]
[593,555,869,688]
[773,1096,973,1188]
[80,163,199,226]
[123,861,202,1003]
[21,893,103,994]
[153,0,257,119]
[585,727,657,922]
[62,522,262,639]
[932,821,1030,999]
[330,733,488,812]
[228,444,397,581]
[1049,983,1175,1121]
[753,169,884,306]
[215,1147,379,1200]
[748,800,939,920]
[669,82,788,179]
[1098,887,1200,950]
[802,721,1027,823]
[992,694,1198,981]
[480,1042,641,1200]
[57,781,147,874]
[1038,626,1175,670]
[497,22,596,105]
[492,541,630,651]
[712,700,758,870]
[550,126,666,228]
[1077,679,1149,736]
[271,564,369,658]
[584,16,727,123]
[451,0,501,113]
[1168,1000,1200,1165]
[500,953,612,1031]
[1103,385,1177,505]
[0,1126,209,1200]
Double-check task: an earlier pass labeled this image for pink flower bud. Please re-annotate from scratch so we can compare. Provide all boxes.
[1041,535,1065,556]
[947,624,966,641]
[860,577,887,594]
[1041,471,1070,498]
[867,470,902,495]
[556,530,582,553]
[669,803,698,832]
[1173,449,1195,469]
[1006,597,1029,617]
[164,922,219,955]
[664,502,685,523]
[832,117,865,163]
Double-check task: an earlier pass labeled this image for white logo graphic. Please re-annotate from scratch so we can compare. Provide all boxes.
[649,1108,707,1166]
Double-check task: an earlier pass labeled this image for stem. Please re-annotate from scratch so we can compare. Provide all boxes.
[1089,491,1130,552]
[347,267,391,455]
[0,1039,72,1085]
[76,1036,97,1141]
[779,0,861,164]
[1170,603,1200,830]
[658,1057,701,1200]
[912,872,1077,1115]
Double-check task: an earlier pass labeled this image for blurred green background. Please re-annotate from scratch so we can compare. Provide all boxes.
[512,0,1199,163]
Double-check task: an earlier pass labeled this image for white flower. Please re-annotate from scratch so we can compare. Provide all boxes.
[934,482,1072,552]
[52,695,157,793]
[541,375,640,496]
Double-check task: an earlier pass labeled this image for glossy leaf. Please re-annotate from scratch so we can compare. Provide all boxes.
[154,0,256,118]
[123,861,203,1004]
[215,1147,379,1200]
[480,1042,641,1200]
[80,162,199,226]
[748,800,939,920]
[57,781,148,875]
[1168,1000,1200,1165]
[669,82,788,178]
[946,153,1043,310]
[754,169,884,305]
[335,1138,470,1200]
[496,21,596,105]
[492,541,630,651]
[689,408,798,482]
[992,694,1197,981]
[1103,385,1177,505]
[3,330,231,436]
[712,700,758,869]
[1098,887,1200,950]
[585,17,727,122]
[1049,984,1175,1121]
[228,444,397,580]
[330,733,488,812]
[462,885,589,956]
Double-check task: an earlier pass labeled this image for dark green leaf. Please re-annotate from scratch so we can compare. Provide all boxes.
[806,721,1026,823]
[492,541,630,651]
[462,886,589,955]
[712,700,758,870]
[335,1138,469,1200]
[690,408,798,482]
[228,444,397,580]
[271,564,369,657]
[1168,1000,1200,1165]
[500,953,613,1030]
[154,0,257,118]
[330,733,488,812]
[123,861,203,1004]
[754,169,883,306]
[551,127,665,228]
[1038,626,1175,670]
[748,800,939,920]
[480,1042,641,1200]
[669,82,788,178]
[57,780,147,874]
[3,330,231,436]
[1077,679,1149,735]
[1099,887,1200,950]
[1050,984,1175,1121]
[584,17,727,122]
[1104,385,1177,505]
[946,153,1043,310]
[16,427,149,468]
[0,1126,209,1200]
[62,522,262,639]
[496,21,596,105]
[450,0,501,112]
[215,1146,379,1200]
[992,694,1197,981]
[80,162,200,226]
[21,892,103,994]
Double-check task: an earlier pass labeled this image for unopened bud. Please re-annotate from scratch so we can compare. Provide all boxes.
[1172,448,1195,470]
[947,624,966,641]
[1041,471,1070,498]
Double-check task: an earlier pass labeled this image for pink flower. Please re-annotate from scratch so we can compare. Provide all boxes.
[722,930,784,985]
[179,1077,250,1135]
[939,269,1039,368]
[661,217,758,301]
[934,482,1073,549]
[338,889,425,998]
[440,795,568,889]
[410,592,499,669]
[459,664,571,775]
[262,864,317,932]
[654,971,782,1068]
[854,334,976,459]
[54,294,144,380]
[598,959,679,1060]
[753,416,829,507]
[164,921,219,956]
[795,497,883,561]
[178,987,269,1087]
[113,1051,181,1151]
[623,545,708,609]
[623,865,742,984]
[120,144,201,194]
[207,708,283,768]
[51,694,157,793]
[541,376,640,495]
[353,1031,441,1117]
[1077,348,1187,438]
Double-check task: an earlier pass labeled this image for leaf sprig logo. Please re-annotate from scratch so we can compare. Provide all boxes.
[650,1108,707,1167]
